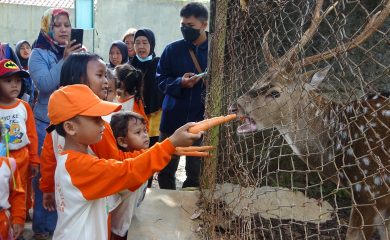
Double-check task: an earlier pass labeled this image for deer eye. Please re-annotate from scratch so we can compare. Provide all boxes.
[268,90,281,98]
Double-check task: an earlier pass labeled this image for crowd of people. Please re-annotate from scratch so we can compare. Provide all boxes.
[0,2,208,240]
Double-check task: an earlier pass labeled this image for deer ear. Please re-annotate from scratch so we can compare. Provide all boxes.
[309,65,331,88]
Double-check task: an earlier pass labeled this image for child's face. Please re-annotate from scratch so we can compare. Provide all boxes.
[106,78,116,102]
[0,76,22,103]
[20,43,32,59]
[123,119,149,151]
[134,36,151,59]
[124,35,135,57]
[70,116,105,145]
[109,46,123,66]
[86,59,108,100]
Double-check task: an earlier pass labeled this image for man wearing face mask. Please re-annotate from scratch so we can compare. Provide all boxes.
[157,2,208,190]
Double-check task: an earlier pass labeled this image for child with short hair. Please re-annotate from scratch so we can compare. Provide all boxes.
[109,111,149,239]
[0,59,39,221]
[40,53,147,211]
[0,118,25,239]
[47,84,201,239]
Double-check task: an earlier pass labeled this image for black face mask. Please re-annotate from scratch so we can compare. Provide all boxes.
[181,26,201,42]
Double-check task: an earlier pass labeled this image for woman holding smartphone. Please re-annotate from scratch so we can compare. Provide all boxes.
[28,8,82,239]
[131,28,164,187]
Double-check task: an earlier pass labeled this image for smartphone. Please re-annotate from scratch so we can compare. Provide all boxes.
[194,72,207,78]
[71,28,84,47]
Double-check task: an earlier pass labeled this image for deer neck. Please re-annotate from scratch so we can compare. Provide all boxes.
[277,91,336,161]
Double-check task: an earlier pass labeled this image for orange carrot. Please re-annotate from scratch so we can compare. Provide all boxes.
[176,146,215,152]
[188,114,237,134]
[174,151,212,157]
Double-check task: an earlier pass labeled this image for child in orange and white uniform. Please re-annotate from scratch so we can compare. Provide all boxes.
[114,64,149,128]
[0,122,26,239]
[0,59,39,220]
[47,84,201,240]
[109,111,149,240]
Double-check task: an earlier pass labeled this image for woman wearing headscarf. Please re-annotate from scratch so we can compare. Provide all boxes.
[15,40,36,108]
[131,28,164,187]
[15,40,31,70]
[108,40,129,69]
[28,8,82,239]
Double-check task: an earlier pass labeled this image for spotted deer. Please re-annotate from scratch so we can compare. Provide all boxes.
[229,0,390,239]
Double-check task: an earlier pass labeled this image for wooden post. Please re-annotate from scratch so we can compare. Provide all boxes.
[201,0,228,238]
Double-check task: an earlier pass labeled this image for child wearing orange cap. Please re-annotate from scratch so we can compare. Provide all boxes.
[0,121,26,239]
[47,84,201,239]
[109,111,150,240]
[0,59,39,222]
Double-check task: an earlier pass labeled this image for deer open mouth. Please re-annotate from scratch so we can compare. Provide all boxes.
[237,117,258,135]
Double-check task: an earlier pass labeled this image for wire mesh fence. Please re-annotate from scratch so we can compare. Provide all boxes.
[201,0,390,239]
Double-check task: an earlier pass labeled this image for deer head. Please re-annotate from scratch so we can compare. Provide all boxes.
[229,2,390,239]
[230,0,390,135]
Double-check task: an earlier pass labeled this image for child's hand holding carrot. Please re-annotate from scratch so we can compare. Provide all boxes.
[188,114,237,134]
[175,146,215,157]
[169,122,203,147]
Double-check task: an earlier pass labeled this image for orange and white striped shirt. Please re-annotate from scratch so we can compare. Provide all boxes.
[39,122,145,193]
[0,157,25,225]
[0,99,39,164]
[52,139,175,240]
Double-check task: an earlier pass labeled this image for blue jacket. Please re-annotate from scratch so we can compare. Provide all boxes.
[29,48,64,123]
[157,38,208,134]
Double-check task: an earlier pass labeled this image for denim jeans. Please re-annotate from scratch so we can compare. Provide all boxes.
[32,118,57,234]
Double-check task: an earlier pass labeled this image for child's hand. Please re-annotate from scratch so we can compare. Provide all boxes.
[169,123,202,147]
[12,223,24,239]
[29,164,39,178]
[43,192,56,211]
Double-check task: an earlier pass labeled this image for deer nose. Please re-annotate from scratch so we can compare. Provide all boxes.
[228,103,238,114]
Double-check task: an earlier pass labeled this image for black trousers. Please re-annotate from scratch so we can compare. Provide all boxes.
[147,136,160,188]
[157,131,202,189]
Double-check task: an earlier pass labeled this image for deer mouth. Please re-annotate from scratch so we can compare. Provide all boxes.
[237,117,258,135]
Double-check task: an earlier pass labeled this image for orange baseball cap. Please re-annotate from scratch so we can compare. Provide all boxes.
[47,84,121,132]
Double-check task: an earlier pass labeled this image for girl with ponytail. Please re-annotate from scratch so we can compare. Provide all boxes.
[114,64,149,129]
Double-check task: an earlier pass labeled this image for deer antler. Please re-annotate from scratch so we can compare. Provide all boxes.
[295,0,390,68]
[262,0,338,69]
[280,0,326,66]
[262,30,277,67]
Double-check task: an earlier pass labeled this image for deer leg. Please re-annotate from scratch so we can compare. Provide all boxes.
[346,206,377,240]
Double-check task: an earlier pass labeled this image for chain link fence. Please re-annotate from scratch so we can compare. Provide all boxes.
[200,0,390,239]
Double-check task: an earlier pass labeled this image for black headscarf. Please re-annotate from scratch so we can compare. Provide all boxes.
[108,40,128,68]
[15,40,31,70]
[131,28,163,115]
[133,28,156,57]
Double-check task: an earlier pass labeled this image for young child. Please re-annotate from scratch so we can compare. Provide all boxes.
[47,84,201,239]
[0,154,25,239]
[114,64,149,128]
[106,69,117,102]
[109,111,149,240]
[0,59,39,221]
[40,52,148,197]
[39,53,157,225]
[0,118,26,239]
[108,41,128,69]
